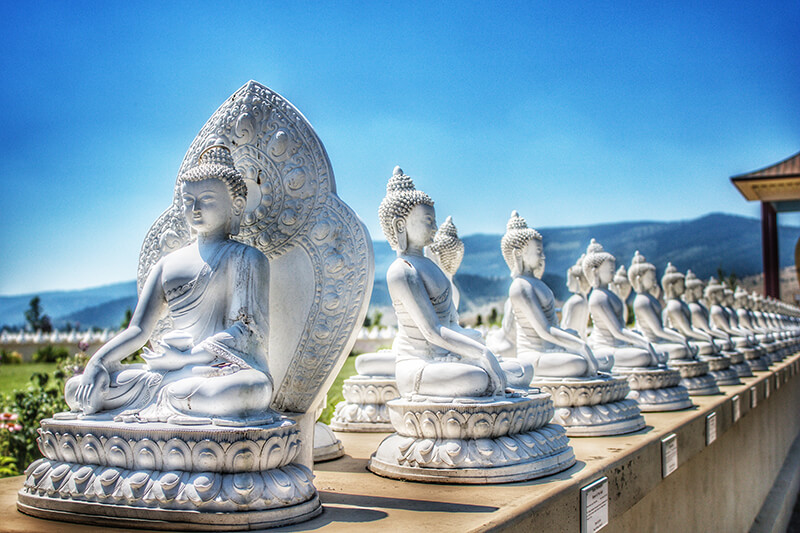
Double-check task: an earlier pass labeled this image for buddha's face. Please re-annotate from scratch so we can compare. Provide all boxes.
[597,258,616,285]
[671,278,685,296]
[566,270,579,293]
[522,239,545,277]
[640,269,656,291]
[404,204,437,249]
[181,179,233,235]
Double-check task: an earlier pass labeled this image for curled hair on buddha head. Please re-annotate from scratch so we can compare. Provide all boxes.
[501,210,543,277]
[429,215,464,277]
[179,144,248,235]
[685,269,704,293]
[582,239,615,288]
[627,250,656,293]
[661,263,685,298]
[379,166,434,251]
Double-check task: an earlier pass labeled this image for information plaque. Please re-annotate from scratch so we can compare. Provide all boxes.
[662,433,678,478]
[775,373,781,391]
[732,395,741,422]
[581,476,609,533]
[750,386,758,409]
[706,412,717,446]
[765,377,770,398]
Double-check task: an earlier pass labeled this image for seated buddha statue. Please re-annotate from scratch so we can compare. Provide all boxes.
[427,215,464,310]
[683,271,735,352]
[628,252,695,361]
[501,211,599,377]
[661,263,720,357]
[583,240,662,369]
[65,146,273,424]
[379,167,528,398]
[560,255,590,339]
[610,265,632,325]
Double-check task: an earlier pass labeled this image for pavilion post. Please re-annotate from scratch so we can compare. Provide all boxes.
[761,201,779,298]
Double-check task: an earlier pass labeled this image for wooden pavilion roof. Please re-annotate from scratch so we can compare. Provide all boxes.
[731,151,800,202]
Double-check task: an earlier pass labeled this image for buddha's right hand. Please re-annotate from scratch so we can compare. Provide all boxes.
[481,347,507,396]
[75,361,110,414]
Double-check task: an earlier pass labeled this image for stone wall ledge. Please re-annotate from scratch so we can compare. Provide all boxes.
[2,352,799,532]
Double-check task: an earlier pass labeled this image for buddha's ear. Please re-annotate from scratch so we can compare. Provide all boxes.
[512,249,523,276]
[394,218,407,252]
[232,196,246,216]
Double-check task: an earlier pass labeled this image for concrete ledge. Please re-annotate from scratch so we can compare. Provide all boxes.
[2,353,800,532]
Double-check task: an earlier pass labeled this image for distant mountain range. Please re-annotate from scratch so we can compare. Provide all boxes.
[1,213,798,329]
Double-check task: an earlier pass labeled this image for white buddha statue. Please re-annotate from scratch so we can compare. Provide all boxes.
[734,287,778,362]
[664,265,741,386]
[561,255,590,339]
[369,168,575,483]
[704,278,765,370]
[583,241,660,369]
[502,211,599,377]
[379,168,527,397]
[428,215,465,310]
[628,252,695,362]
[684,271,752,378]
[582,240,691,411]
[66,146,274,424]
[500,213,643,436]
[610,264,632,325]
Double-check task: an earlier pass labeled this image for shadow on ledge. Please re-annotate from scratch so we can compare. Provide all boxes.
[320,492,499,513]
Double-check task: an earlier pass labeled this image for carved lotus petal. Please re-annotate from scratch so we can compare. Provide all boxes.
[79,434,104,465]
[58,433,80,463]
[163,438,191,471]
[262,468,294,503]
[260,435,286,471]
[226,441,261,472]
[38,430,58,460]
[191,439,225,472]
[104,436,133,469]
[133,438,162,471]
[185,472,221,504]
[443,410,466,440]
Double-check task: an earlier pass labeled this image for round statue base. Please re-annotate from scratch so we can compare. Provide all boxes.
[330,376,399,433]
[669,360,719,395]
[746,356,771,372]
[368,393,575,484]
[17,417,320,531]
[731,361,754,378]
[313,421,345,463]
[700,355,741,387]
[18,491,321,531]
[613,367,693,412]
[533,375,644,436]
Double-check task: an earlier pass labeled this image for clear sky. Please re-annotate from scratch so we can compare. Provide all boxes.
[1,1,798,296]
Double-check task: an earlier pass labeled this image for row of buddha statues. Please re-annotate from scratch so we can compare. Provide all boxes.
[15,82,800,529]
[339,167,800,484]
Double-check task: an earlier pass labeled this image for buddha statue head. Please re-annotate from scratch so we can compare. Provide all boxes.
[704,277,724,305]
[627,251,657,294]
[582,239,615,289]
[733,286,749,308]
[379,166,435,253]
[428,215,464,278]
[661,263,685,299]
[611,265,632,301]
[684,270,704,303]
[566,254,590,296]
[723,287,735,307]
[501,211,544,278]
[179,145,248,237]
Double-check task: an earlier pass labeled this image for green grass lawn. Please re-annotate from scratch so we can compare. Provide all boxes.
[318,355,358,425]
[0,363,59,399]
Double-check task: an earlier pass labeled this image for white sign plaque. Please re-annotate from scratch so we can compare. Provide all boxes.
[662,433,678,478]
[750,386,758,409]
[765,377,770,398]
[775,373,781,390]
[581,476,609,533]
[732,395,741,422]
[706,412,717,446]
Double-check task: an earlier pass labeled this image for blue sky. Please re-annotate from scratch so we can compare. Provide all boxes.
[1,1,798,295]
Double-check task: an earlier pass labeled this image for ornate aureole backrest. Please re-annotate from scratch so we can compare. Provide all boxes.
[137,81,374,414]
